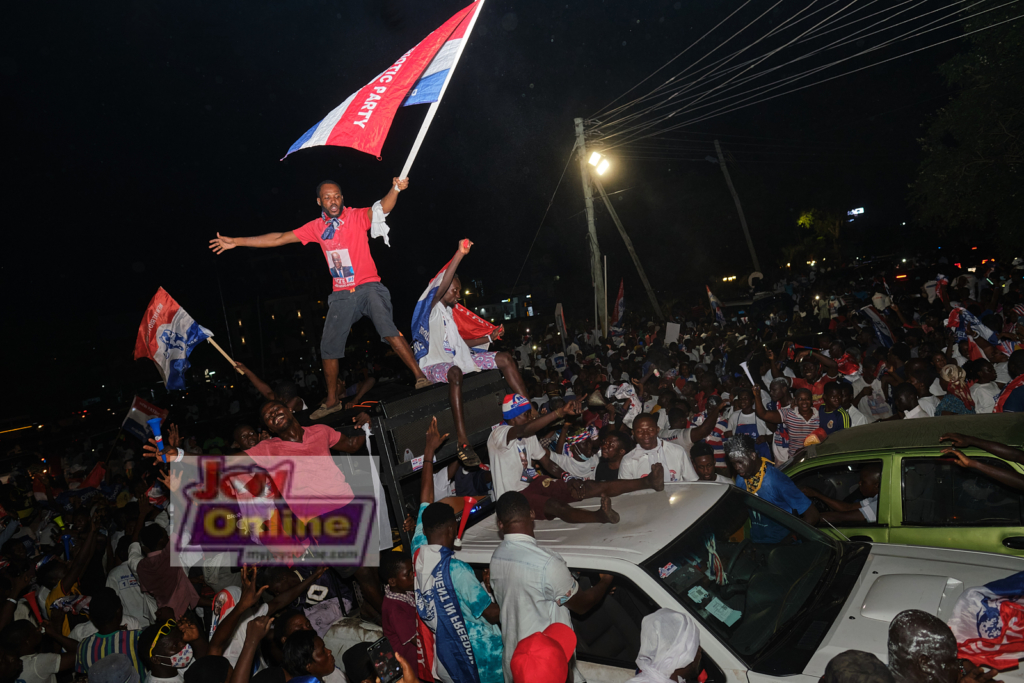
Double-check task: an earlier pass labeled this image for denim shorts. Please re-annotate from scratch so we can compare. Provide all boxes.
[320,281,400,359]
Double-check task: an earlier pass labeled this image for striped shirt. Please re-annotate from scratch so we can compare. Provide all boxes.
[779,407,819,458]
[75,629,145,681]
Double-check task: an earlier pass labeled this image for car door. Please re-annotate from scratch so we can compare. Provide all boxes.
[891,455,1024,556]
[568,570,729,683]
[788,457,890,543]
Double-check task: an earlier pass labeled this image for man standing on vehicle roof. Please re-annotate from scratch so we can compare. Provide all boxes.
[209,177,430,420]
[724,435,819,542]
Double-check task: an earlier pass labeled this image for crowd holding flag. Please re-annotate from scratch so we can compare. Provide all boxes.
[133,287,224,391]
[121,396,168,443]
[706,285,725,324]
[860,305,895,348]
[611,279,625,326]
[284,1,483,160]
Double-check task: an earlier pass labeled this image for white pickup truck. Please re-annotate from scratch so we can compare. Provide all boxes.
[456,482,1024,683]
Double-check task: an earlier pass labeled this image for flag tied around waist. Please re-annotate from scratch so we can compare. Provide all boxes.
[284,2,481,159]
[134,287,213,390]
[949,570,1024,669]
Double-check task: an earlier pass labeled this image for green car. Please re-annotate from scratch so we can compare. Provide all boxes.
[782,413,1024,557]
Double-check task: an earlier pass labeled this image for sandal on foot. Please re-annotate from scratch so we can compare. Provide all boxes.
[415,377,432,390]
[457,443,482,467]
[309,402,344,420]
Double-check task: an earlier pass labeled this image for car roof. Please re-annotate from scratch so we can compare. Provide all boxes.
[457,483,730,565]
[791,413,1024,465]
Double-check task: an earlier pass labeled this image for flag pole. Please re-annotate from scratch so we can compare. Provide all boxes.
[208,338,244,374]
[398,0,487,180]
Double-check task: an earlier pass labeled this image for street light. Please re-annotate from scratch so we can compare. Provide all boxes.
[588,151,611,176]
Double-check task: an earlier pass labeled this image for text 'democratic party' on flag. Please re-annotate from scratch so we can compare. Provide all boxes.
[706,286,725,324]
[284,2,480,159]
[122,396,168,443]
[134,287,213,390]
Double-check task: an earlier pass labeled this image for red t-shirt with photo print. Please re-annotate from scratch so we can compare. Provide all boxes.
[292,206,380,291]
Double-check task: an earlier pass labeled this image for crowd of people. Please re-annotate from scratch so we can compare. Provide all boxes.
[2,174,1022,683]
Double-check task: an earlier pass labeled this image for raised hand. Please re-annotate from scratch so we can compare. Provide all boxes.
[562,399,582,417]
[458,239,473,255]
[158,468,183,493]
[393,177,410,191]
[209,233,237,254]
[239,566,269,609]
[246,615,274,642]
[425,417,449,453]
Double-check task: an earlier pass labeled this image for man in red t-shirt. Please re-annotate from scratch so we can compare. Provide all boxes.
[210,178,429,418]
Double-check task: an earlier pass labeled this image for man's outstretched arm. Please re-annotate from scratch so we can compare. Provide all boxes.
[210,230,299,253]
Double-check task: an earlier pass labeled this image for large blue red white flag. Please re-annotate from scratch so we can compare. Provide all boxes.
[706,286,725,324]
[134,288,213,390]
[859,305,895,348]
[611,279,625,326]
[284,2,480,159]
[948,571,1024,669]
[410,260,496,362]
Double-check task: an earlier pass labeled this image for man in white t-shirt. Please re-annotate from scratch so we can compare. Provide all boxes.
[620,414,698,483]
[690,443,733,484]
[4,619,76,683]
[800,463,882,525]
[487,395,662,524]
[490,491,615,683]
[106,537,157,628]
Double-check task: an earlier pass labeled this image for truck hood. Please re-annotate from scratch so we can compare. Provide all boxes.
[805,543,1024,678]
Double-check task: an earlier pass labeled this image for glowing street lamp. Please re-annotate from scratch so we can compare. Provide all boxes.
[588,151,611,176]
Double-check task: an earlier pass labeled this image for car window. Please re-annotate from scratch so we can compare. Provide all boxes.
[902,457,1024,526]
[790,459,884,526]
[643,488,840,662]
[569,571,725,683]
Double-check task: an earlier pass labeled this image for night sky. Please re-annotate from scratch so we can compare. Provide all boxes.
[5,0,969,415]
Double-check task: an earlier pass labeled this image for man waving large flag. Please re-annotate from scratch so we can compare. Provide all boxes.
[285,1,484,160]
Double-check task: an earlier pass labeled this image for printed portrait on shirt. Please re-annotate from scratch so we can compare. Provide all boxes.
[325,249,355,287]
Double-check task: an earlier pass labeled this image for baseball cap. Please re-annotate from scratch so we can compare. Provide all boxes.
[510,623,577,683]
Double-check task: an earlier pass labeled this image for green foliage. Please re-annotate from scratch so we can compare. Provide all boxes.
[911,6,1024,248]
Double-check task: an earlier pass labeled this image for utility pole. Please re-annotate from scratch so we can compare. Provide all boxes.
[592,175,666,319]
[714,139,761,273]
[575,117,607,338]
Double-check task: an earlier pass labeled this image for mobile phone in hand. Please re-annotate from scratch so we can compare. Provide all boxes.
[367,637,403,683]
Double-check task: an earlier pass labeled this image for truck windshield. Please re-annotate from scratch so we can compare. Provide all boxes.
[643,487,839,660]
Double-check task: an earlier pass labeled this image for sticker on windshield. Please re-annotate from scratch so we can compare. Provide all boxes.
[706,597,741,626]
[687,585,709,603]
[659,562,679,579]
